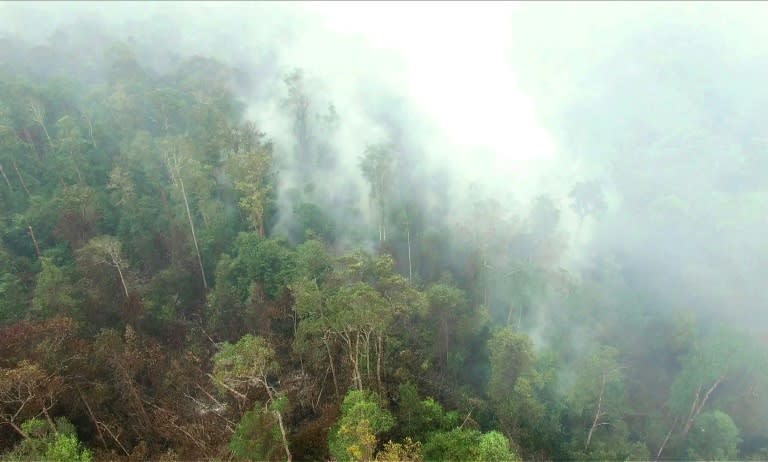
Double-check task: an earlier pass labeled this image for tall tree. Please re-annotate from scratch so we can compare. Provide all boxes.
[360,143,395,242]
[161,137,209,290]
[212,335,292,462]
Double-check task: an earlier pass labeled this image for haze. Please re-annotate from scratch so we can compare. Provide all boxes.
[0,1,766,461]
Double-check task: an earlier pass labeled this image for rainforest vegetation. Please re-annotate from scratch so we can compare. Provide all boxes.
[1,3,767,461]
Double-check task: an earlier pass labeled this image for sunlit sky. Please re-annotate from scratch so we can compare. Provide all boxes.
[302,1,556,167]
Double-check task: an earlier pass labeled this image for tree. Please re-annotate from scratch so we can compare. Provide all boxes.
[161,137,209,290]
[328,389,394,462]
[422,428,520,462]
[686,410,741,461]
[51,115,88,185]
[77,235,130,299]
[394,382,458,443]
[229,399,290,462]
[226,126,274,238]
[568,345,626,453]
[5,417,92,462]
[569,180,607,225]
[376,438,423,462]
[488,329,564,457]
[31,257,75,319]
[360,143,395,242]
[669,330,750,438]
[212,335,291,462]
[0,361,63,438]
[282,69,312,165]
[424,283,474,378]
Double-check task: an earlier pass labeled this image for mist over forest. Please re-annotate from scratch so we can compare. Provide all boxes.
[0,2,766,461]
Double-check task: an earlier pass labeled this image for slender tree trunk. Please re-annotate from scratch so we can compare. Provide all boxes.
[364,330,372,382]
[273,406,292,462]
[443,317,450,372]
[10,157,30,197]
[74,163,84,185]
[114,262,130,298]
[27,225,41,259]
[41,404,56,433]
[376,333,383,391]
[681,375,725,436]
[28,102,52,150]
[77,385,108,451]
[355,331,362,390]
[83,113,97,149]
[586,373,607,451]
[324,336,339,398]
[0,164,12,191]
[406,227,412,282]
[6,420,28,439]
[655,416,679,462]
[175,159,208,290]
[36,119,52,150]
[258,215,265,239]
[261,380,292,462]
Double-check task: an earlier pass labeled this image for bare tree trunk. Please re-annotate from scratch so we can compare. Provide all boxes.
[364,329,371,382]
[273,405,292,462]
[173,155,209,290]
[443,317,450,372]
[74,163,84,185]
[6,420,28,439]
[406,227,412,282]
[681,375,725,436]
[27,225,41,259]
[655,416,679,462]
[10,157,30,197]
[324,336,339,398]
[586,373,607,451]
[355,331,362,390]
[82,113,97,149]
[376,334,383,391]
[114,261,130,299]
[29,101,52,149]
[77,385,109,451]
[261,378,292,462]
[0,163,12,191]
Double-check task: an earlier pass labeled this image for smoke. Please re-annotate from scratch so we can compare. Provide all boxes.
[2,1,766,335]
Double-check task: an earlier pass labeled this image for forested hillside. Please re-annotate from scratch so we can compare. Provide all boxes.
[1,4,768,461]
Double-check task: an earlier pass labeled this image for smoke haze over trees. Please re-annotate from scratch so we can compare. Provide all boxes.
[0,1,767,460]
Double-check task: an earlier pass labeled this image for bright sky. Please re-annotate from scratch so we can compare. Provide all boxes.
[302,1,557,174]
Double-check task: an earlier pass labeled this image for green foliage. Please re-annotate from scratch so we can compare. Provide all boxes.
[0,272,27,325]
[31,257,75,318]
[291,202,336,244]
[229,402,285,462]
[477,431,519,462]
[423,428,519,462]
[294,239,333,282]
[5,417,92,462]
[1,18,768,462]
[329,390,395,462]
[232,233,297,300]
[376,438,423,462]
[686,411,741,460]
[669,329,750,416]
[422,428,477,462]
[488,328,565,456]
[212,334,278,393]
[395,382,458,443]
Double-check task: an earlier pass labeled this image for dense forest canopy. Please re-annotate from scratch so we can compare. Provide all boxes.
[0,2,767,461]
